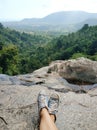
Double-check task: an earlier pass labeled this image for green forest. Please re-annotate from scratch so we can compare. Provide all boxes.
[0,23,97,75]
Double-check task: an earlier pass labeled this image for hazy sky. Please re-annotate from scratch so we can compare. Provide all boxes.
[0,0,97,21]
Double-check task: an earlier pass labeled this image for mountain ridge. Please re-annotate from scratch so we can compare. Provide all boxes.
[2,11,97,33]
[16,11,97,24]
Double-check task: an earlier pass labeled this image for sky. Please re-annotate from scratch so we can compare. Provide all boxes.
[0,0,97,21]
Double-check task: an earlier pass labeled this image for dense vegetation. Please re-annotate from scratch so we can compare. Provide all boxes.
[0,23,97,75]
[44,24,97,61]
[0,23,52,75]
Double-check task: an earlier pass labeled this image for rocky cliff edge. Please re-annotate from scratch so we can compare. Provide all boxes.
[0,57,97,130]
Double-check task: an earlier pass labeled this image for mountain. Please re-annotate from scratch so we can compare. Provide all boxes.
[2,11,97,33]
[76,18,97,29]
[18,11,97,25]
[44,11,97,24]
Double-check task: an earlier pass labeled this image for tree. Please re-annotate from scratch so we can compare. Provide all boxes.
[0,23,3,29]
[88,40,97,55]
[80,24,89,31]
[0,44,19,75]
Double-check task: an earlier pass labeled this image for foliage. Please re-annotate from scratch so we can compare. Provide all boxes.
[0,44,19,75]
[0,23,52,75]
[44,24,97,61]
[0,23,97,75]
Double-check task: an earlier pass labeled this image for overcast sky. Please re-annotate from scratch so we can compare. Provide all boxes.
[0,0,97,21]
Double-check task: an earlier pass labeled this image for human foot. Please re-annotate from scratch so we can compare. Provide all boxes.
[37,90,48,113]
[48,92,60,120]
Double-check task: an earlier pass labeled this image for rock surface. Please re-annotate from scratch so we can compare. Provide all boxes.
[0,57,97,130]
[48,57,97,84]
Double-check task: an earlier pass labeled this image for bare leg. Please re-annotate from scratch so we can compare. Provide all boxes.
[50,114,55,122]
[39,108,58,130]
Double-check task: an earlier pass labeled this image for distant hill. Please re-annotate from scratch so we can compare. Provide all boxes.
[18,11,97,25]
[2,11,97,33]
[76,18,97,29]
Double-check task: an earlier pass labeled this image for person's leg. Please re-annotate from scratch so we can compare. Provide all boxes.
[37,90,59,130]
[39,108,58,130]
[50,114,55,122]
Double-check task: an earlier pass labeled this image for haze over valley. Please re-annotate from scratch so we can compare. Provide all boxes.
[2,11,97,34]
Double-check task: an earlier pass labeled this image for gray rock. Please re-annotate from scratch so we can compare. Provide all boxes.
[1,57,97,130]
[0,84,97,130]
[48,57,97,84]
[0,74,12,85]
[0,74,21,85]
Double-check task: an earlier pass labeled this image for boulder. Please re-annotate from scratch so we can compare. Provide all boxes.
[48,57,97,84]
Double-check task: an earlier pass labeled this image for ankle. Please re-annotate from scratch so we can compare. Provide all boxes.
[40,107,48,117]
[50,114,56,122]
